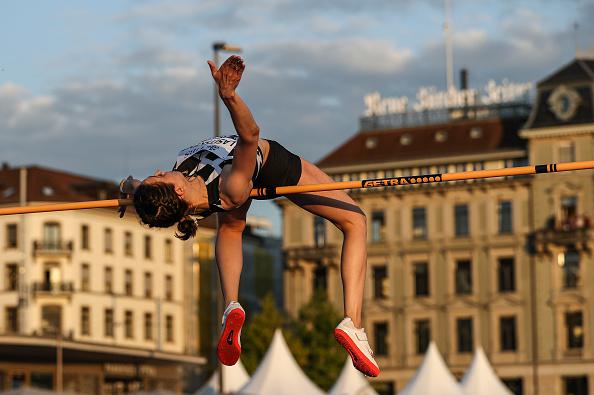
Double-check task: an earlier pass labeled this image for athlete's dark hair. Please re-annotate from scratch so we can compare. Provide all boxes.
[133,182,198,240]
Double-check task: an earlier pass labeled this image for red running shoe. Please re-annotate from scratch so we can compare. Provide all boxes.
[217,301,245,366]
[334,317,380,377]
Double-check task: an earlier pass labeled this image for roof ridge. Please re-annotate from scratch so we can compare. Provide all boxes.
[577,58,594,80]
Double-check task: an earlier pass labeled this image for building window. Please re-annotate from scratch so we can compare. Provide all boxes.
[561,196,577,225]
[104,267,113,294]
[5,307,18,333]
[166,315,174,342]
[41,305,62,336]
[454,204,469,237]
[144,312,153,341]
[415,319,431,354]
[502,378,523,395]
[566,311,584,349]
[313,217,326,247]
[457,318,473,353]
[559,141,576,163]
[81,224,90,250]
[500,316,517,352]
[164,239,173,263]
[414,262,429,297]
[5,263,18,291]
[373,266,388,299]
[81,306,90,336]
[371,211,385,242]
[498,258,516,293]
[562,250,580,289]
[144,272,153,298]
[564,376,588,395]
[81,264,90,292]
[165,275,173,301]
[6,223,18,249]
[498,201,513,234]
[30,372,53,390]
[412,207,427,239]
[455,260,472,295]
[43,222,61,247]
[313,264,327,293]
[125,270,133,296]
[374,322,389,356]
[124,232,133,257]
[104,309,114,337]
[125,310,134,339]
[104,228,113,254]
[144,235,152,259]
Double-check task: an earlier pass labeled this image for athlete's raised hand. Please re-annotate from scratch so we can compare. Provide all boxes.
[207,55,245,99]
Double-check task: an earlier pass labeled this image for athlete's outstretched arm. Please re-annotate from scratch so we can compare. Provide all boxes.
[207,56,259,205]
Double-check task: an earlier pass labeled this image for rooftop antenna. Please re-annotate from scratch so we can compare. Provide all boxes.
[574,22,580,57]
[444,0,454,91]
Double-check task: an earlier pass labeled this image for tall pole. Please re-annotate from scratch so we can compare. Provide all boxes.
[212,42,242,138]
[213,47,221,137]
[529,188,539,395]
[211,41,241,394]
[444,0,454,91]
[57,332,63,393]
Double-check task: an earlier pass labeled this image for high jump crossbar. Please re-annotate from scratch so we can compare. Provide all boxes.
[1,160,594,216]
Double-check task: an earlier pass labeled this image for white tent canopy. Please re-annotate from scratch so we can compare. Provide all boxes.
[398,342,465,395]
[328,358,379,395]
[195,359,250,395]
[460,347,512,395]
[238,329,324,395]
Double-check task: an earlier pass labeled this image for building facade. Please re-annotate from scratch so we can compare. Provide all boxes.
[279,58,594,395]
[0,165,203,394]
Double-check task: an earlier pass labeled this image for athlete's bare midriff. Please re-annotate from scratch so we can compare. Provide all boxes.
[258,138,270,165]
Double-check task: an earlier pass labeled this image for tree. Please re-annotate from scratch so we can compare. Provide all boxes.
[293,290,345,391]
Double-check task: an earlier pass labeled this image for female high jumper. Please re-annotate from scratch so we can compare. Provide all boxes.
[119,55,379,377]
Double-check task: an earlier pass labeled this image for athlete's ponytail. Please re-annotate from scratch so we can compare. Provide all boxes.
[176,215,198,240]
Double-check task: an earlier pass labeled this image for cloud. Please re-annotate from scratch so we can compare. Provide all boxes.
[3,0,593,185]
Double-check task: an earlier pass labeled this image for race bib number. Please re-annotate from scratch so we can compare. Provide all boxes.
[176,135,237,166]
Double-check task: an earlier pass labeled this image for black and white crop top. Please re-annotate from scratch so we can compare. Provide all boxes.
[172,135,264,216]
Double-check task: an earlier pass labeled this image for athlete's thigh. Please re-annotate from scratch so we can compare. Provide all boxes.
[287,159,364,225]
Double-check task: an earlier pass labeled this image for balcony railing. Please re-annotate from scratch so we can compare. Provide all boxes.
[534,214,592,254]
[32,281,74,294]
[33,240,73,257]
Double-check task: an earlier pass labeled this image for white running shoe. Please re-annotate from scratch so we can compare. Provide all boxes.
[334,317,380,377]
[217,301,245,366]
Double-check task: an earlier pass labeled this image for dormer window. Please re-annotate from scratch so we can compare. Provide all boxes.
[435,130,448,142]
[400,134,412,146]
[42,186,55,196]
[470,127,482,139]
[365,137,378,149]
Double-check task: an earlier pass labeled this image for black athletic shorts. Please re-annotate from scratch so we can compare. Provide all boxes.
[253,140,302,190]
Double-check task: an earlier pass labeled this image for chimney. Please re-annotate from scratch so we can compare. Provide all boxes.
[460,68,468,91]
[1,162,9,170]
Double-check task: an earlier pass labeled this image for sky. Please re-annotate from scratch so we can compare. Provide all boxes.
[1,0,593,235]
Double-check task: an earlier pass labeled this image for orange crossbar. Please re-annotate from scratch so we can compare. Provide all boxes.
[1,160,594,216]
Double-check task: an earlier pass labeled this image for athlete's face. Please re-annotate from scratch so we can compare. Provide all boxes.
[142,170,187,197]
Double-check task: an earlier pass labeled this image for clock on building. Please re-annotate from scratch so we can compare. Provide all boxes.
[547,85,581,121]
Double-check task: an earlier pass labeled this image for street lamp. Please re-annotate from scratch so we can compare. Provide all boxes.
[212,42,242,137]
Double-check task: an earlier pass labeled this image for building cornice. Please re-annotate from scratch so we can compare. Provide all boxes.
[319,150,526,174]
[520,123,594,139]
[0,335,205,365]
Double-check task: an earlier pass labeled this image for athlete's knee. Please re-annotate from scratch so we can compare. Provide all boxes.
[335,211,367,235]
